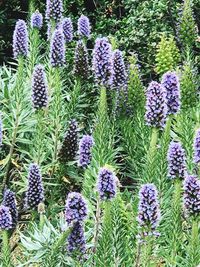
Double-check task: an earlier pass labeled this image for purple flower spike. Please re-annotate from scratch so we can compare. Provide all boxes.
[61,18,73,43]
[0,205,13,230]
[67,222,86,255]
[97,167,117,200]
[167,141,186,179]
[194,129,200,164]
[78,135,94,168]
[145,81,167,129]
[25,163,44,209]
[31,11,43,29]
[110,49,127,89]
[50,29,65,67]
[3,189,18,228]
[46,0,63,23]
[74,40,89,80]
[161,71,180,115]
[78,15,91,38]
[184,175,200,216]
[138,184,161,238]
[58,119,78,162]
[65,192,88,225]
[92,37,112,87]
[32,64,48,109]
[13,20,28,59]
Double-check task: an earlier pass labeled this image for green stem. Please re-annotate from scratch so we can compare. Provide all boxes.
[99,87,108,120]
[35,109,46,164]
[2,230,12,267]
[163,116,172,142]
[170,179,182,264]
[188,218,199,265]
[142,236,153,267]
[93,197,101,253]
[148,127,159,161]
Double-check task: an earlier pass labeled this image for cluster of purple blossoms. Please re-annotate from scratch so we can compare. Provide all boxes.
[31,11,43,29]
[137,184,161,238]
[110,49,127,89]
[183,175,200,216]
[92,37,112,87]
[167,141,186,179]
[0,205,13,230]
[161,71,180,115]
[3,189,18,228]
[193,129,200,164]
[67,222,86,255]
[46,0,63,23]
[74,40,89,80]
[13,20,28,59]
[78,135,94,168]
[78,15,91,38]
[32,64,48,109]
[58,119,78,162]
[50,29,65,67]
[25,163,44,209]
[61,18,73,43]
[65,192,88,225]
[145,81,167,129]
[97,167,117,200]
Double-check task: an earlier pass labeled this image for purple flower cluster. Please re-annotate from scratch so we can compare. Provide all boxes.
[145,81,167,129]
[32,64,48,109]
[184,175,200,216]
[3,189,18,228]
[25,163,44,209]
[67,222,86,255]
[97,167,117,200]
[167,141,186,179]
[161,71,180,115]
[78,135,94,168]
[31,11,43,29]
[78,15,91,38]
[65,192,88,225]
[50,29,65,67]
[0,205,13,230]
[74,40,89,80]
[61,18,73,43]
[13,20,28,59]
[92,37,112,87]
[193,129,200,164]
[137,184,161,237]
[110,49,127,89]
[58,119,78,162]
[46,0,63,23]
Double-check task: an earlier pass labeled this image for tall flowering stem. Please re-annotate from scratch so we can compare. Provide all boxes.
[145,81,167,181]
[49,29,65,174]
[46,0,63,37]
[183,175,200,265]
[29,13,43,73]
[167,141,186,263]
[32,64,48,164]
[2,21,28,193]
[137,184,161,267]
[161,71,180,145]
[0,205,13,266]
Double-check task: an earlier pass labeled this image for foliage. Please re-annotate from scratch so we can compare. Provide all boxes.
[0,1,200,267]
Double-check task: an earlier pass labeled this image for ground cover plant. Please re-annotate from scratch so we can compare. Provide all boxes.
[0,0,200,266]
